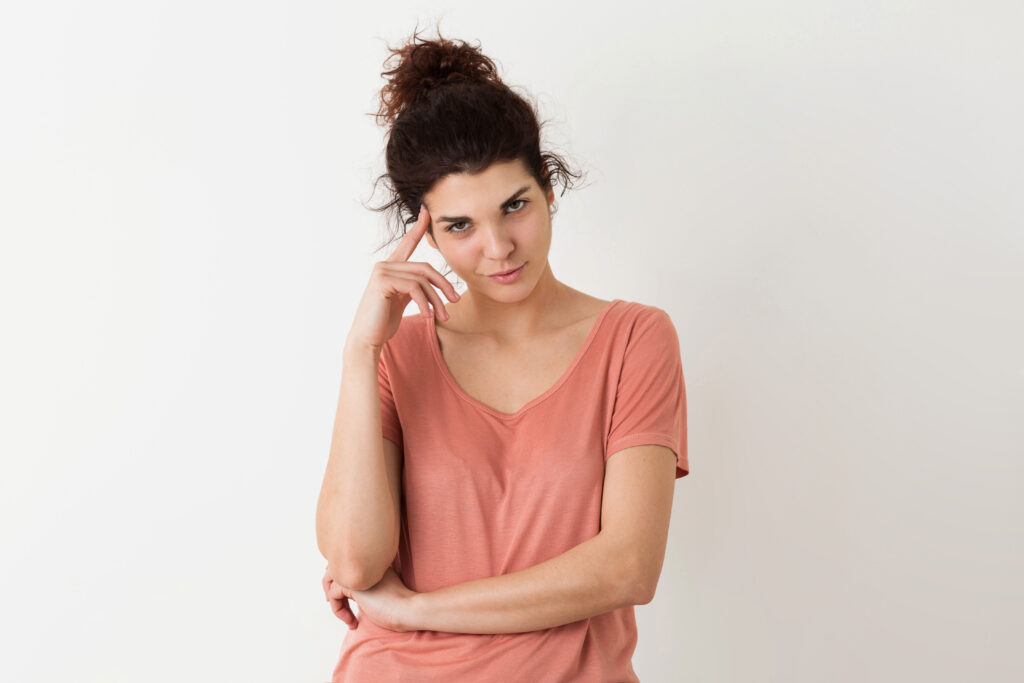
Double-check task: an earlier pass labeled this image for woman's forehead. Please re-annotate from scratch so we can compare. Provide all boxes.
[425,160,536,209]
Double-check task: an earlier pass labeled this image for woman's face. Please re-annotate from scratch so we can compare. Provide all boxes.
[422,158,556,302]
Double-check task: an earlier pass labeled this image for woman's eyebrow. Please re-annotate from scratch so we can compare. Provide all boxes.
[436,185,530,224]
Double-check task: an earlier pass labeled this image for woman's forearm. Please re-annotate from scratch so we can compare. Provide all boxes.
[404,531,644,634]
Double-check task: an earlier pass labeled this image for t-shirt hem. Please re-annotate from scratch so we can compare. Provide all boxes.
[606,433,688,476]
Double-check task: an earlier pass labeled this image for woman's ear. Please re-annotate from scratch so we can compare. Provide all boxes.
[546,186,555,208]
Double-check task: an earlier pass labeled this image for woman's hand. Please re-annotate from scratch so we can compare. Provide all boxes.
[323,566,419,632]
[346,204,460,353]
[322,567,360,629]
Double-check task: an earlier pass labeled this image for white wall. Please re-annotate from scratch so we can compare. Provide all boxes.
[1,1,1021,681]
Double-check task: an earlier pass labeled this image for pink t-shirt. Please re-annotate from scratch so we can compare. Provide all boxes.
[328,298,688,682]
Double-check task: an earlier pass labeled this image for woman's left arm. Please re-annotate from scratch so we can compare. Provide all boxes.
[405,529,636,634]
[403,444,678,634]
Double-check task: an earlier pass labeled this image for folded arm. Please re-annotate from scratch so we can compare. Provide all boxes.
[403,444,678,634]
[405,530,643,634]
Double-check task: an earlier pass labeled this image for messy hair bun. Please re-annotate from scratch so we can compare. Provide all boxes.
[374,30,504,130]
[364,24,585,263]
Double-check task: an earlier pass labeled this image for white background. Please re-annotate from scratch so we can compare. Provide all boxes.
[2,1,1022,681]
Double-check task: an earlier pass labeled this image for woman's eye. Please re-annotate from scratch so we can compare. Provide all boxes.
[444,199,529,233]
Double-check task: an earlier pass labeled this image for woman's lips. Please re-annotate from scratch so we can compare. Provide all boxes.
[487,263,525,283]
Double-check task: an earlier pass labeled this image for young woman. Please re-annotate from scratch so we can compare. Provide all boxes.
[316,26,688,682]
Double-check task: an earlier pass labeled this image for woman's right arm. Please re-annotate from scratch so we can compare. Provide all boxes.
[316,340,400,592]
[315,204,457,592]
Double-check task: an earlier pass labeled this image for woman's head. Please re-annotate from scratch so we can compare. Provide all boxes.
[367,25,584,294]
[419,157,554,303]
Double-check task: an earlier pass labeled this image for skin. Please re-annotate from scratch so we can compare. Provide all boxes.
[323,156,616,630]
[324,566,414,632]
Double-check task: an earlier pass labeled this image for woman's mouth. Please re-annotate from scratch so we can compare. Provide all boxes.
[487,263,525,283]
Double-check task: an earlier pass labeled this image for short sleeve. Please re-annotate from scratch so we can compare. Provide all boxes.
[606,307,688,478]
[378,346,404,451]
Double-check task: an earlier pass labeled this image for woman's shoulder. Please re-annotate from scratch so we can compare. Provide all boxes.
[608,298,675,326]
[566,291,661,322]
[600,300,681,356]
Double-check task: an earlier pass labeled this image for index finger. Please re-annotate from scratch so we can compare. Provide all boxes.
[387,204,432,263]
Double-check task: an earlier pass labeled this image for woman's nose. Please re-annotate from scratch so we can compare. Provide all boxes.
[480,226,515,259]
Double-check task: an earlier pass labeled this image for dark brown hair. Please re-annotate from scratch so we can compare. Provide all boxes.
[364,23,586,263]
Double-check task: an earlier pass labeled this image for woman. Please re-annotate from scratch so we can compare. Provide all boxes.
[316,25,688,682]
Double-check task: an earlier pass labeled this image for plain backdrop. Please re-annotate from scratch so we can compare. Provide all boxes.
[1,1,1021,681]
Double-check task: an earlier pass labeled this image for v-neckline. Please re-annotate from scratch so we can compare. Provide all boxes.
[426,299,623,420]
